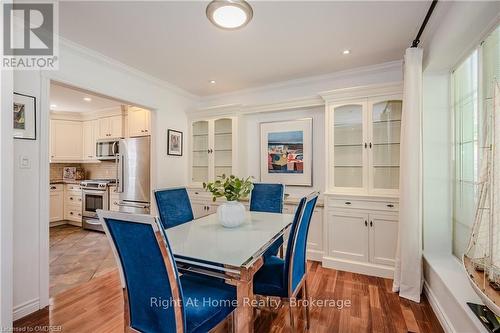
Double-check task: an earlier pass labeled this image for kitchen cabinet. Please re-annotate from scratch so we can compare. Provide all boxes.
[82,120,98,161]
[98,115,123,139]
[49,184,64,222]
[50,120,83,162]
[64,184,82,225]
[109,186,119,212]
[323,194,398,278]
[127,107,150,137]
[190,117,238,184]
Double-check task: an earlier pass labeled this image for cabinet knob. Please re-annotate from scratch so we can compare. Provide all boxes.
[365,220,368,227]
[69,212,73,215]
[364,143,367,149]
[369,142,372,149]
[50,186,56,190]
[345,201,351,205]
[144,129,148,132]
[370,221,373,227]
[387,204,394,208]
[70,197,73,200]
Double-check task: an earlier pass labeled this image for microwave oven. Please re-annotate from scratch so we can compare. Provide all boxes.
[96,138,120,160]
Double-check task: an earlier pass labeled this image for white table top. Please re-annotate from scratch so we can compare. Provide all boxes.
[166,211,294,269]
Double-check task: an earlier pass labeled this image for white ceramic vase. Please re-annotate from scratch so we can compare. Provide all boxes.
[217,201,246,228]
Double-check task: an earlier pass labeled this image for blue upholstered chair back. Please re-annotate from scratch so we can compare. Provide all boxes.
[154,187,194,229]
[284,192,319,295]
[98,211,185,333]
[249,183,285,213]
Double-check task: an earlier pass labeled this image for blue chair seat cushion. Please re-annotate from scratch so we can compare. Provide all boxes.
[180,274,237,333]
[253,255,287,297]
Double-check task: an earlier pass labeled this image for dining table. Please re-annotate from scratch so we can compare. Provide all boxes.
[165,210,295,333]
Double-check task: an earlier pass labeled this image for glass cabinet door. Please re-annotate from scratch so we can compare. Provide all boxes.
[370,100,402,190]
[333,104,365,188]
[214,118,232,178]
[192,121,209,183]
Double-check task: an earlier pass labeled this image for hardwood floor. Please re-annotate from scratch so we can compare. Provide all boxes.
[50,224,116,296]
[15,261,443,333]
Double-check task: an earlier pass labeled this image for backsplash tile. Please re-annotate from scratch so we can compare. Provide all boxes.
[50,162,117,181]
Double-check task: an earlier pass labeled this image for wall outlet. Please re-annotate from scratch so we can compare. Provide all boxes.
[19,155,31,169]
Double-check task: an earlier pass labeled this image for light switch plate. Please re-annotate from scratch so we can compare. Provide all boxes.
[19,155,31,169]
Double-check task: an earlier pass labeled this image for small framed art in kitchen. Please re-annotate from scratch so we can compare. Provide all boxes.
[167,129,183,156]
[13,92,36,140]
[260,118,313,186]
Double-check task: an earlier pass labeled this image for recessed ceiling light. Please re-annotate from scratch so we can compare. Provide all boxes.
[206,0,253,30]
[209,80,216,84]
[342,49,351,55]
[83,97,92,102]
[50,104,57,108]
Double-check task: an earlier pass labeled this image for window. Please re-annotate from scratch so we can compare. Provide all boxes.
[452,25,499,258]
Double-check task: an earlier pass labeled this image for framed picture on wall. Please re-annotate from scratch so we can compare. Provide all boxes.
[167,129,183,156]
[260,118,313,186]
[13,92,36,140]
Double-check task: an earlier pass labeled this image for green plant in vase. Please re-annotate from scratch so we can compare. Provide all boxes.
[203,175,254,227]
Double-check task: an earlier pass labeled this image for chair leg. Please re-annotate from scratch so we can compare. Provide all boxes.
[230,311,236,333]
[288,300,295,332]
[303,282,310,330]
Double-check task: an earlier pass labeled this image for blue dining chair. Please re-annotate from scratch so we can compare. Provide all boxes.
[154,187,194,229]
[249,183,286,258]
[252,191,319,330]
[97,210,236,333]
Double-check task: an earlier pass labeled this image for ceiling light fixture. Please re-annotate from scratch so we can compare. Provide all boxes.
[342,49,351,55]
[206,0,253,30]
[83,97,92,102]
[209,80,216,84]
[50,104,57,108]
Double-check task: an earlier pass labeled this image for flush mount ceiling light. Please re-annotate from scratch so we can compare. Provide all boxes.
[342,49,351,55]
[206,0,253,30]
[209,80,216,84]
[83,97,92,102]
[50,104,57,108]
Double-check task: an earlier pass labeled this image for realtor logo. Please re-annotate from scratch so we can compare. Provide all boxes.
[2,2,58,69]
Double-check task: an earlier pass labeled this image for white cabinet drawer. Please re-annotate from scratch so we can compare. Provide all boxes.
[188,189,212,201]
[65,195,82,206]
[65,183,82,194]
[49,184,63,192]
[65,207,82,222]
[328,198,398,212]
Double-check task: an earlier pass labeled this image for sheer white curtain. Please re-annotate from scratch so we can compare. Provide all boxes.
[392,47,424,303]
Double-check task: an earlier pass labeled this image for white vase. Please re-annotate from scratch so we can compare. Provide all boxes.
[217,201,246,228]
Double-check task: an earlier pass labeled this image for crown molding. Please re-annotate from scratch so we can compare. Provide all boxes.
[242,96,323,114]
[319,81,403,103]
[58,37,199,102]
[199,60,403,103]
[50,106,123,121]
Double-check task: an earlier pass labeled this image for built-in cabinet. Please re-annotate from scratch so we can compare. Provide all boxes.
[98,115,123,139]
[50,107,150,163]
[321,83,402,278]
[191,117,238,184]
[50,120,83,162]
[127,106,150,137]
[49,184,64,222]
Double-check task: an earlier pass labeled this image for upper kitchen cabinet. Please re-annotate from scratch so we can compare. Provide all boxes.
[190,117,238,184]
[127,106,150,137]
[50,120,83,162]
[82,120,98,161]
[98,115,123,139]
[322,83,403,196]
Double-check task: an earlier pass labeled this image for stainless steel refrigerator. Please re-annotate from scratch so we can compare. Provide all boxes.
[115,136,150,214]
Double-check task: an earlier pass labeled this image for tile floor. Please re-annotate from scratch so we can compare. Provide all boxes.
[50,224,116,296]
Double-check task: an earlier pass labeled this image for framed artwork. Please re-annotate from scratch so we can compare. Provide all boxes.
[13,92,36,140]
[260,118,313,186]
[167,129,183,156]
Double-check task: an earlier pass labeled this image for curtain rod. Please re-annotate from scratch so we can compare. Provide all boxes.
[411,0,438,48]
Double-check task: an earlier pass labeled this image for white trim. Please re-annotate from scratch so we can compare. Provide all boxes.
[201,60,402,103]
[423,281,454,333]
[13,299,40,321]
[58,37,198,102]
[321,256,394,278]
[320,82,403,103]
[306,249,324,262]
[50,107,124,121]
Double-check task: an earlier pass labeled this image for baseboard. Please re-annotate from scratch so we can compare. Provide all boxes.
[50,220,67,227]
[13,298,39,321]
[322,256,394,278]
[424,281,454,333]
[307,249,323,262]
[67,221,82,227]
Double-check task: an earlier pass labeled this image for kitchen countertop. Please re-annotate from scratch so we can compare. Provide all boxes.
[50,179,82,185]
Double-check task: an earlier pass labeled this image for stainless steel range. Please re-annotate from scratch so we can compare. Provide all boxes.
[81,179,116,232]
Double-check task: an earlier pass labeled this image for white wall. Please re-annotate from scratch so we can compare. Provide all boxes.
[11,40,196,320]
[240,106,324,197]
